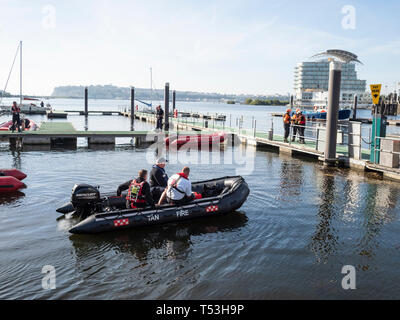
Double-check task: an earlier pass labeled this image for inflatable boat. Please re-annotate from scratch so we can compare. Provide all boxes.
[0,169,27,193]
[0,119,38,131]
[0,177,26,193]
[61,176,249,234]
[0,169,27,181]
[165,132,226,149]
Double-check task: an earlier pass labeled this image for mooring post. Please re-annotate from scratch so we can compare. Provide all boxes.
[352,94,358,120]
[164,83,170,131]
[130,87,135,131]
[172,90,176,112]
[324,61,342,165]
[84,87,88,117]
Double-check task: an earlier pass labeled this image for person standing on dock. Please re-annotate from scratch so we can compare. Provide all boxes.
[297,110,306,144]
[11,101,21,133]
[156,105,164,131]
[291,110,299,142]
[283,109,291,143]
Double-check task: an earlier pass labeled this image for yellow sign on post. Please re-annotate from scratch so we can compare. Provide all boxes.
[370,84,382,105]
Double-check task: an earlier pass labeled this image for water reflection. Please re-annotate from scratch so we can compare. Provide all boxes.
[279,158,304,197]
[356,183,399,270]
[0,192,25,206]
[309,171,338,264]
[309,167,400,269]
[10,148,22,169]
[69,212,248,264]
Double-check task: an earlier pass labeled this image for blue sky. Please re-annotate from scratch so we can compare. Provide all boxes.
[0,0,399,96]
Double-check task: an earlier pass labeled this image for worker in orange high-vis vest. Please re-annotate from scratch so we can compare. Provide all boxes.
[291,110,299,142]
[283,109,291,143]
[297,110,306,144]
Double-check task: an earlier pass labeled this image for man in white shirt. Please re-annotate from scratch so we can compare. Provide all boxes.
[158,167,195,205]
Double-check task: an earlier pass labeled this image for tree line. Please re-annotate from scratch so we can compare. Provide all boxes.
[244,98,288,106]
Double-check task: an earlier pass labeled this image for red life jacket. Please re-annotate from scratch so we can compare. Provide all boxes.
[12,105,20,114]
[126,179,147,208]
[298,115,306,125]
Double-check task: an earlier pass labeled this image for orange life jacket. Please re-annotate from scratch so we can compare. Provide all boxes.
[283,113,291,124]
[126,179,147,208]
[291,114,297,124]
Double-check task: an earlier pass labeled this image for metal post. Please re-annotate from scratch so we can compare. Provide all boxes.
[84,87,88,117]
[352,94,358,120]
[20,41,22,106]
[172,90,176,112]
[324,61,342,164]
[130,87,135,131]
[164,83,170,131]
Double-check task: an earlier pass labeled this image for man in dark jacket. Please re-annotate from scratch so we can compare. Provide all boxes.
[117,169,155,209]
[156,105,164,130]
[11,101,21,133]
[150,157,169,201]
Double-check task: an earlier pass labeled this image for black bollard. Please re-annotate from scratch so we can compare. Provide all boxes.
[84,87,88,117]
[172,90,176,112]
[131,87,135,131]
[324,61,342,164]
[164,83,170,131]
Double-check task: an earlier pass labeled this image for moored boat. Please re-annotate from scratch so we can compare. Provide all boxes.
[303,108,351,120]
[0,169,27,181]
[165,132,226,149]
[61,176,250,234]
[0,176,26,193]
[0,118,38,131]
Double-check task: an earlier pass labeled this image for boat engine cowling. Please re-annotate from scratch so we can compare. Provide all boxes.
[71,184,100,219]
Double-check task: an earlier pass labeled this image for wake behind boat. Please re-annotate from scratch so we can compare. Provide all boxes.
[59,176,250,234]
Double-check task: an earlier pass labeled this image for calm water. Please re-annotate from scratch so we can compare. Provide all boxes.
[1,99,400,300]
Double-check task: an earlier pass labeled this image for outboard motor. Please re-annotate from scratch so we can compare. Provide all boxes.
[71,184,100,219]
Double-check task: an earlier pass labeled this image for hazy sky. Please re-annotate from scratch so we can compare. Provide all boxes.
[0,0,399,96]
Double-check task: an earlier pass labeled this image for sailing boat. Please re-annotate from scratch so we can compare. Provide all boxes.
[0,41,51,115]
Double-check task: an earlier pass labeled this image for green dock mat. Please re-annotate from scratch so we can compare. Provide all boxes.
[38,122,77,133]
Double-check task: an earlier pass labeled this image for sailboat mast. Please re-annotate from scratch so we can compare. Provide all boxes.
[20,41,22,106]
[150,67,153,109]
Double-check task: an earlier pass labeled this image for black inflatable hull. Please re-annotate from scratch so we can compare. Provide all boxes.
[69,176,250,234]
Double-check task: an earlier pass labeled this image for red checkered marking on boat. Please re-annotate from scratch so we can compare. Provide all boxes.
[206,205,219,213]
[114,219,130,227]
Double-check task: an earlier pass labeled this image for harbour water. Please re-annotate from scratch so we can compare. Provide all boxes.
[1,99,400,299]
